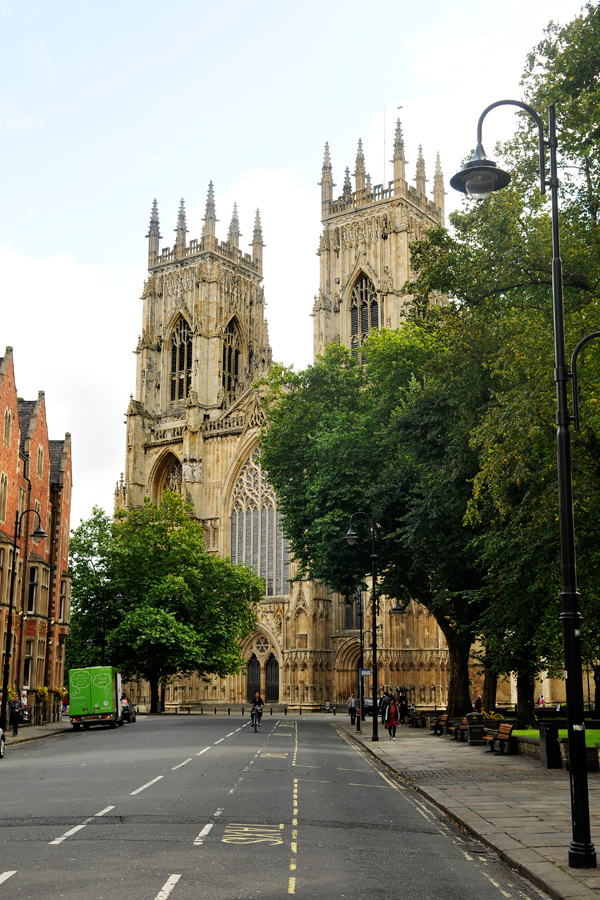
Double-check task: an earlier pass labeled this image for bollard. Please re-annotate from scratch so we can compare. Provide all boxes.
[300,706,302,715]
[228,707,230,715]
[333,706,336,716]
[285,707,288,715]
[270,707,273,715]
[242,707,244,716]
[187,707,191,715]
[214,707,217,715]
[201,706,204,715]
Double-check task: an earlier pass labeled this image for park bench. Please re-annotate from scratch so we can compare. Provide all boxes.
[430,713,450,735]
[483,721,514,753]
[408,710,426,728]
[448,716,469,742]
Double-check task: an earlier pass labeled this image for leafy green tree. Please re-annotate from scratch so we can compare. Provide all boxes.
[66,493,261,712]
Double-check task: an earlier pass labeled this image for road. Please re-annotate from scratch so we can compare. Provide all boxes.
[0,715,546,900]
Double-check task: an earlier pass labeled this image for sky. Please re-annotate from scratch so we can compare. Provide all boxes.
[0,0,590,529]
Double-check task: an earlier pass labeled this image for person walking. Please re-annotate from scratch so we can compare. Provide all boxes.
[384,697,399,740]
[347,691,357,725]
[474,695,483,713]
[9,695,24,737]
[380,691,391,725]
[398,693,408,723]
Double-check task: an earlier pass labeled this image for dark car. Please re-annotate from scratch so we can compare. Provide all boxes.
[362,698,376,717]
[121,697,137,723]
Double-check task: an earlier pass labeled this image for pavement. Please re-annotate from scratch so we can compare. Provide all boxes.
[7,714,600,900]
[340,719,600,900]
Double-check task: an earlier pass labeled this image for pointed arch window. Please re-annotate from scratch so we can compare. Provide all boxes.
[222,319,241,403]
[170,317,193,402]
[231,449,289,597]
[349,273,379,359]
[4,408,11,448]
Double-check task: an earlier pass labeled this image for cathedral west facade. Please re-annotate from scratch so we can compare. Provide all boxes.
[116,121,452,709]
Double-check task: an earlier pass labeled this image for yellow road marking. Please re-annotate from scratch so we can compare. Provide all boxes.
[222,823,284,845]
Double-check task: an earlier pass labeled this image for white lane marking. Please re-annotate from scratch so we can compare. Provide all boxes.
[49,823,87,845]
[214,738,224,744]
[196,746,211,756]
[235,727,242,732]
[49,805,115,845]
[171,758,192,770]
[226,732,235,737]
[215,808,224,816]
[229,777,244,794]
[154,874,181,900]
[130,775,164,795]
[193,823,214,845]
[0,872,17,884]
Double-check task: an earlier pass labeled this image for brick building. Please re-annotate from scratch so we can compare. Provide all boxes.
[0,347,72,706]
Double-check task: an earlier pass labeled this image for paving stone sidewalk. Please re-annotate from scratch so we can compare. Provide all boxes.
[340,719,600,900]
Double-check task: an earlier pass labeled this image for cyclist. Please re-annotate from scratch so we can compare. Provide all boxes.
[250,691,264,728]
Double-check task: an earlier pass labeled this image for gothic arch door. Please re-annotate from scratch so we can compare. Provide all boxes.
[265,654,279,703]
[247,654,260,702]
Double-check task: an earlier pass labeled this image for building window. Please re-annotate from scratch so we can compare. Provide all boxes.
[230,449,289,597]
[222,319,241,403]
[4,408,11,448]
[18,487,25,518]
[170,317,193,402]
[0,473,7,523]
[37,445,44,478]
[349,273,379,359]
[27,567,38,614]
[59,579,67,622]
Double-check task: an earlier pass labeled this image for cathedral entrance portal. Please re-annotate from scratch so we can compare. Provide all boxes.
[247,654,260,701]
[265,653,279,703]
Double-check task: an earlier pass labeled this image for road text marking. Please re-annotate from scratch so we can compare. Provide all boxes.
[222,823,284,845]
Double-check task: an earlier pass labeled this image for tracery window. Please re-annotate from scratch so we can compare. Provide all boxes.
[170,317,193,402]
[222,319,241,403]
[231,449,289,597]
[349,273,379,359]
[4,408,11,448]
[37,445,44,478]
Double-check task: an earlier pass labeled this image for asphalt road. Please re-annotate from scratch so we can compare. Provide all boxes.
[0,715,546,900]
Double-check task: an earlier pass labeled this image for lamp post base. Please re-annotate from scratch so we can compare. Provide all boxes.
[568,843,597,869]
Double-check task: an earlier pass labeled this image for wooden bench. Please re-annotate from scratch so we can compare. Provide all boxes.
[430,713,450,735]
[483,721,514,753]
[448,716,468,741]
[408,710,426,728]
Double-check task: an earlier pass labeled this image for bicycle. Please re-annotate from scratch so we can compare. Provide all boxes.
[250,704,262,732]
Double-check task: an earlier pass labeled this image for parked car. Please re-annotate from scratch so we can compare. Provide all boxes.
[362,698,376,717]
[121,697,137,723]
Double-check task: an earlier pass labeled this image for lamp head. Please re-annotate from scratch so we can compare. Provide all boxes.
[32,524,46,540]
[344,526,358,547]
[84,637,95,650]
[389,600,406,616]
[450,141,511,201]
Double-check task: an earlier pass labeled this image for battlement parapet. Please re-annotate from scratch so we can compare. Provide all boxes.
[149,236,261,273]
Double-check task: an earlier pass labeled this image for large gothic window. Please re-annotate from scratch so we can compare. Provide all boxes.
[231,449,290,597]
[349,273,379,359]
[170,317,193,402]
[222,319,241,403]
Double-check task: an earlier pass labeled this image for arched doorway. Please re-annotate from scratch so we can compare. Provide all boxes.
[247,654,260,701]
[265,654,279,703]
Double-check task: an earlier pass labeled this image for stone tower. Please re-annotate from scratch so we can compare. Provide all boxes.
[313,120,445,358]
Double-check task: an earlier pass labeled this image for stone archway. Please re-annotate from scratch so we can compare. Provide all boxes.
[247,654,260,702]
[265,653,279,703]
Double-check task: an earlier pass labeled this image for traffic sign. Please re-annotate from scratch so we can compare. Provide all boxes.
[360,668,371,676]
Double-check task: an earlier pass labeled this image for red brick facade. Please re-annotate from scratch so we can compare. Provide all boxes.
[0,347,72,704]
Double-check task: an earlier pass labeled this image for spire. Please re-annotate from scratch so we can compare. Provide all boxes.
[354,138,366,192]
[319,142,334,205]
[202,181,217,237]
[251,208,264,271]
[415,145,427,195]
[342,167,353,202]
[145,199,162,264]
[174,197,188,254]
[433,152,445,212]
[228,203,241,250]
[392,118,406,184]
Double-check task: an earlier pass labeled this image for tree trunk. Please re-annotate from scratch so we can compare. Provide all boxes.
[149,677,160,714]
[516,670,535,727]
[439,626,473,716]
[482,668,497,713]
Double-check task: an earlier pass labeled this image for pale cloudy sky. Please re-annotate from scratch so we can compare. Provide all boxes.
[0,0,588,527]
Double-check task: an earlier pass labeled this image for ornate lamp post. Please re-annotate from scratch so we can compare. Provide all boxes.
[345,512,380,742]
[0,509,46,734]
[451,99,596,869]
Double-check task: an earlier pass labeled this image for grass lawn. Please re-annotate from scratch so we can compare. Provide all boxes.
[513,728,600,748]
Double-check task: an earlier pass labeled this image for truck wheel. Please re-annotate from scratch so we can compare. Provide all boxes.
[73,724,81,731]
[83,724,90,731]
[109,721,117,729]
[117,719,124,727]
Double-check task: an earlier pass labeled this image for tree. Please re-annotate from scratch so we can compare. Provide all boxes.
[67,493,261,712]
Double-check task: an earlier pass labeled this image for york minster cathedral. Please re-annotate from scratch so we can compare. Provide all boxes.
[115,121,452,708]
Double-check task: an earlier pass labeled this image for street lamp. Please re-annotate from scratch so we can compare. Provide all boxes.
[0,509,46,735]
[345,512,380,741]
[451,99,596,870]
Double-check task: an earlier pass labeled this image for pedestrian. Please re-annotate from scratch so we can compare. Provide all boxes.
[384,697,399,740]
[538,694,545,707]
[9,695,23,737]
[380,691,391,725]
[474,695,482,713]
[347,691,357,725]
[398,693,408,723]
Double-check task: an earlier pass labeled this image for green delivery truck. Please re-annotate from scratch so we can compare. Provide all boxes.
[68,666,124,730]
